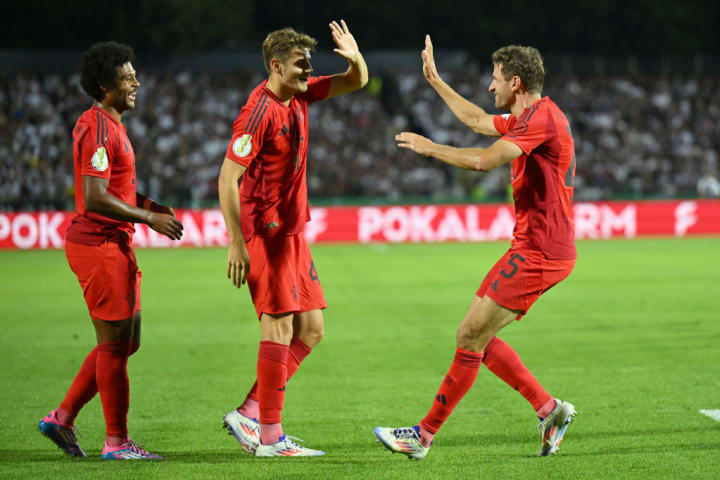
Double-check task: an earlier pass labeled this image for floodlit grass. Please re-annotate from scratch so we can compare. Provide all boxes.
[1,238,719,479]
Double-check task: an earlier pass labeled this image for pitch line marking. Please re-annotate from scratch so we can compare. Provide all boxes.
[699,409,720,422]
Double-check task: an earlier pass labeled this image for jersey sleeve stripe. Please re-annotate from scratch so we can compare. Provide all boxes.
[248,99,269,135]
[245,93,267,132]
[96,112,101,145]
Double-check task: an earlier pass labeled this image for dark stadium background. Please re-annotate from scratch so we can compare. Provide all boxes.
[1,0,719,213]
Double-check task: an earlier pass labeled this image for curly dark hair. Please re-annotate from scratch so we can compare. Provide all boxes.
[80,41,135,102]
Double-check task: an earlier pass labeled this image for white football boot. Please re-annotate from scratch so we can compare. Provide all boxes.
[222,409,260,454]
[538,399,577,456]
[254,435,325,457]
[373,426,430,460]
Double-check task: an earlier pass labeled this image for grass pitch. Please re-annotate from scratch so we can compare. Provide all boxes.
[1,238,719,479]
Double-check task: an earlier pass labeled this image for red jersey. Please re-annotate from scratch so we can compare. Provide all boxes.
[225,76,331,238]
[493,97,577,260]
[66,105,137,245]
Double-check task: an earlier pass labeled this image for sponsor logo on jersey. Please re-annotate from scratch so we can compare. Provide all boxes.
[91,146,108,171]
[233,134,253,158]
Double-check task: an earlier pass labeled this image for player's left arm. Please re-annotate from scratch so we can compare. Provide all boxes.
[136,193,176,217]
[325,20,368,99]
[395,132,522,172]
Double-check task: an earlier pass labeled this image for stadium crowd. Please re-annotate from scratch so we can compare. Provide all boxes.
[2,65,719,210]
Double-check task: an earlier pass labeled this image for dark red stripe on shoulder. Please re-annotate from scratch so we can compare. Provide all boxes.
[245,93,267,132]
[96,112,101,145]
[248,98,270,135]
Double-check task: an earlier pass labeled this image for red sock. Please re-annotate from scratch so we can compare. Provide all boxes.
[257,341,288,426]
[482,336,552,412]
[58,346,99,425]
[240,337,311,418]
[96,341,130,438]
[419,348,483,434]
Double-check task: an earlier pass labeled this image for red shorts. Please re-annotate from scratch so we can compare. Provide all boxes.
[246,233,326,318]
[477,248,575,320]
[65,239,141,321]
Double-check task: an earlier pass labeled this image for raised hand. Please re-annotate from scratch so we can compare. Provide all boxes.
[329,20,360,61]
[395,132,435,157]
[422,34,441,84]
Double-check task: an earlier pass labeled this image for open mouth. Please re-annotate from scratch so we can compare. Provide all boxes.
[128,91,137,101]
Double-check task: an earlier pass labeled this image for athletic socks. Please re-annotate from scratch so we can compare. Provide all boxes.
[239,337,312,420]
[257,341,289,444]
[419,348,484,436]
[536,398,557,419]
[96,341,130,438]
[58,346,99,425]
[56,340,141,427]
[482,336,553,414]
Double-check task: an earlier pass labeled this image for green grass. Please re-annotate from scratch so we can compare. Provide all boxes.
[1,238,719,479]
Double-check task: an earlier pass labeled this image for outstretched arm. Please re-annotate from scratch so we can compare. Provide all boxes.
[422,35,499,137]
[395,131,521,171]
[325,20,368,99]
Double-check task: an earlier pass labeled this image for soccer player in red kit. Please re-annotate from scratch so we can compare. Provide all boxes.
[218,21,367,457]
[37,41,183,460]
[374,37,577,458]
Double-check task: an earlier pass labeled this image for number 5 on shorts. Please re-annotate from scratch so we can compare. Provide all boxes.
[500,254,526,279]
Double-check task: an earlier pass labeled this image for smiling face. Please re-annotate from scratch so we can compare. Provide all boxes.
[488,63,515,110]
[275,48,313,94]
[103,62,140,112]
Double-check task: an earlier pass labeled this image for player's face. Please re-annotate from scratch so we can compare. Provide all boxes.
[489,63,513,110]
[106,62,140,112]
[279,49,313,93]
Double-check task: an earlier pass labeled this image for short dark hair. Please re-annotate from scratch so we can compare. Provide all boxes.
[80,41,135,102]
[492,45,545,94]
[262,27,316,73]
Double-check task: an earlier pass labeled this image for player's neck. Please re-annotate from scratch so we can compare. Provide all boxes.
[94,101,123,123]
[510,92,542,118]
[265,77,295,105]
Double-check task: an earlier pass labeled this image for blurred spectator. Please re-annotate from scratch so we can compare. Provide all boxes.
[1,65,718,210]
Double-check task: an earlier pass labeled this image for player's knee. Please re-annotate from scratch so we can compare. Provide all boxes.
[299,324,324,348]
[310,325,324,346]
[456,319,487,351]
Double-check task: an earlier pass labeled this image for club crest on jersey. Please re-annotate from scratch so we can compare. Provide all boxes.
[91,146,108,171]
[233,134,253,158]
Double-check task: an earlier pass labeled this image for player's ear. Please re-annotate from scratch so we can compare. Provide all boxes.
[270,57,283,76]
[99,83,111,98]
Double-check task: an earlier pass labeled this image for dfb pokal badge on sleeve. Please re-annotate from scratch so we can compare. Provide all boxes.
[91,146,108,171]
[233,134,253,158]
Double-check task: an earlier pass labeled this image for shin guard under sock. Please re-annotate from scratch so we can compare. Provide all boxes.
[96,341,130,438]
[241,337,311,418]
[257,341,289,425]
[483,336,552,412]
[58,346,99,425]
[419,348,483,434]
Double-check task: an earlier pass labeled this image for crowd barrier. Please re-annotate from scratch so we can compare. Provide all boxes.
[1,200,718,249]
